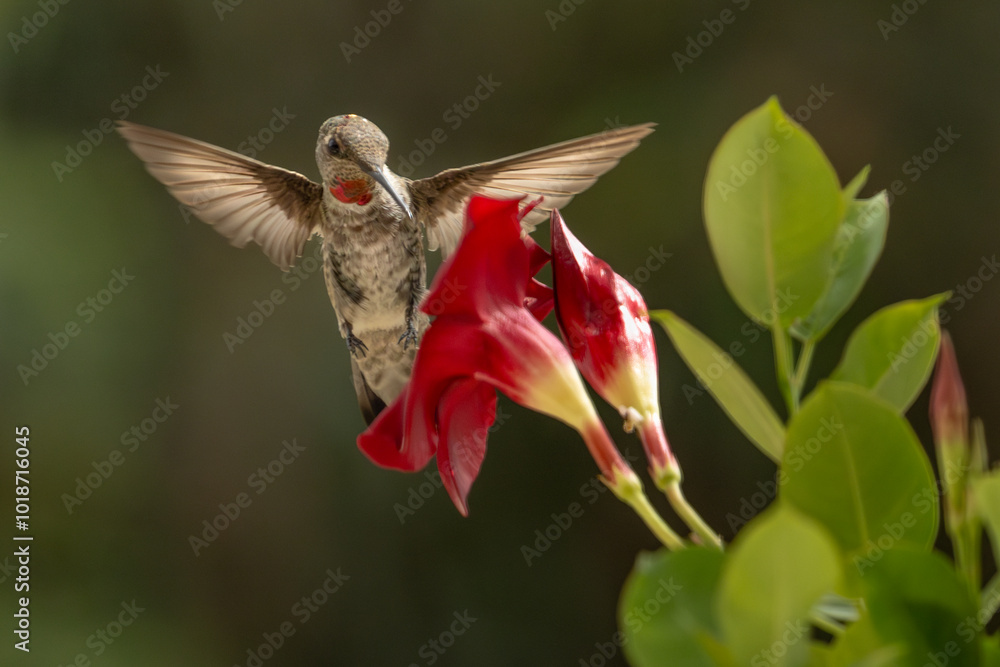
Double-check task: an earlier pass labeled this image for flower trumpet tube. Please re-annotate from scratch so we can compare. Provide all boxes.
[550,210,721,548]
[357,197,684,548]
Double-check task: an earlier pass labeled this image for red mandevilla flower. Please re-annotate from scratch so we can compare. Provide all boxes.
[550,210,680,486]
[358,197,636,515]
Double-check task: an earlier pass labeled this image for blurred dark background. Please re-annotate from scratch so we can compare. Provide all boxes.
[2,1,998,665]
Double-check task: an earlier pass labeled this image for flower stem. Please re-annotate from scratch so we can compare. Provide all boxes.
[662,481,723,549]
[937,436,978,595]
[605,472,686,551]
[953,519,982,598]
[581,421,686,550]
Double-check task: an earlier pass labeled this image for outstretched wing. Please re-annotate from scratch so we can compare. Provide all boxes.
[117,121,324,271]
[410,123,655,257]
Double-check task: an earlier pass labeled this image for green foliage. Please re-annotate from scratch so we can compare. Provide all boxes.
[651,310,784,461]
[836,549,980,666]
[971,472,1000,561]
[716,504,842,667]
[622,97,998,666]
[782,382,938,556]
[830,295,946,411]
[983,635,1000,667]
[791,191,889,342]
[703,97,843,329]
[619,548,728,667]
[619,506,842,667]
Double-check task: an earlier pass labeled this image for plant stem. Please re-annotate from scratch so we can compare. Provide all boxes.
[953,519,982,598]
[607,476,686,551]
[792,339,816,397]
[772,328,798,416]
[662,481,723,549]
[936,435,978,596]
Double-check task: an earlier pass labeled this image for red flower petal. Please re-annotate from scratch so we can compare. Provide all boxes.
[525,278,554,321]
[436,379,497,516]
[357,389,435,472]
[526,231,551,278]
[551,209,659,414]
[421,197,531,321]
[359,196,636,514]
[551,209,678,483]
[402,320,490,469]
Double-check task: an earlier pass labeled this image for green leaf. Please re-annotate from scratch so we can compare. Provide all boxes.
[703,96,844,329]
[842,165,871,201]
[830,294,947,412]
[853,549,979,667]
[782,382,938,558]
[972,471,1000,567]
[651,310,785,462]
[982,634,1000,667]
[619,548,730,667]
[716,503,842,667]
[826,615,905,667]
[807,644,838,667]
[814,639,904,667]
[790,193,889,342]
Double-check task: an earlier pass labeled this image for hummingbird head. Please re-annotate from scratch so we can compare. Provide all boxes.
[316,114,412,220]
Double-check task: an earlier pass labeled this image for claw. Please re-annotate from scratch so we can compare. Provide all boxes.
[347,332,369,358]
[398,325,419,350]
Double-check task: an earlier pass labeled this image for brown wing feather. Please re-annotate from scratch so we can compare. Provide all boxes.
[410,123,655,256]
[117,120,324,271]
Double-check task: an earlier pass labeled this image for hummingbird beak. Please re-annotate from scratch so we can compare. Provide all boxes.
[363,164,414,221]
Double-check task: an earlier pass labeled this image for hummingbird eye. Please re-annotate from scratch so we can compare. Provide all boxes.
[327,138,341,156]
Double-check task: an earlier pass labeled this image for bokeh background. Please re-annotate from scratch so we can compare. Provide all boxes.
[2,1,998,665]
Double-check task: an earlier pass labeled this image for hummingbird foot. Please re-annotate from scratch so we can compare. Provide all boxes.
[398,325,419,350]
[346,332,369,358]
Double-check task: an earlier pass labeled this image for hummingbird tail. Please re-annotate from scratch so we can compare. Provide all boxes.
[351,357,388,425]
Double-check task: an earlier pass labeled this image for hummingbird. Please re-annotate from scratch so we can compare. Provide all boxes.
[116,115,654,424]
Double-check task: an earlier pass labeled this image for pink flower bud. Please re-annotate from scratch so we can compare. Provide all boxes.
[930,331,968,448]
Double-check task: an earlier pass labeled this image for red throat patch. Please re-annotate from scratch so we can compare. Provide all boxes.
[329,178,372,206]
